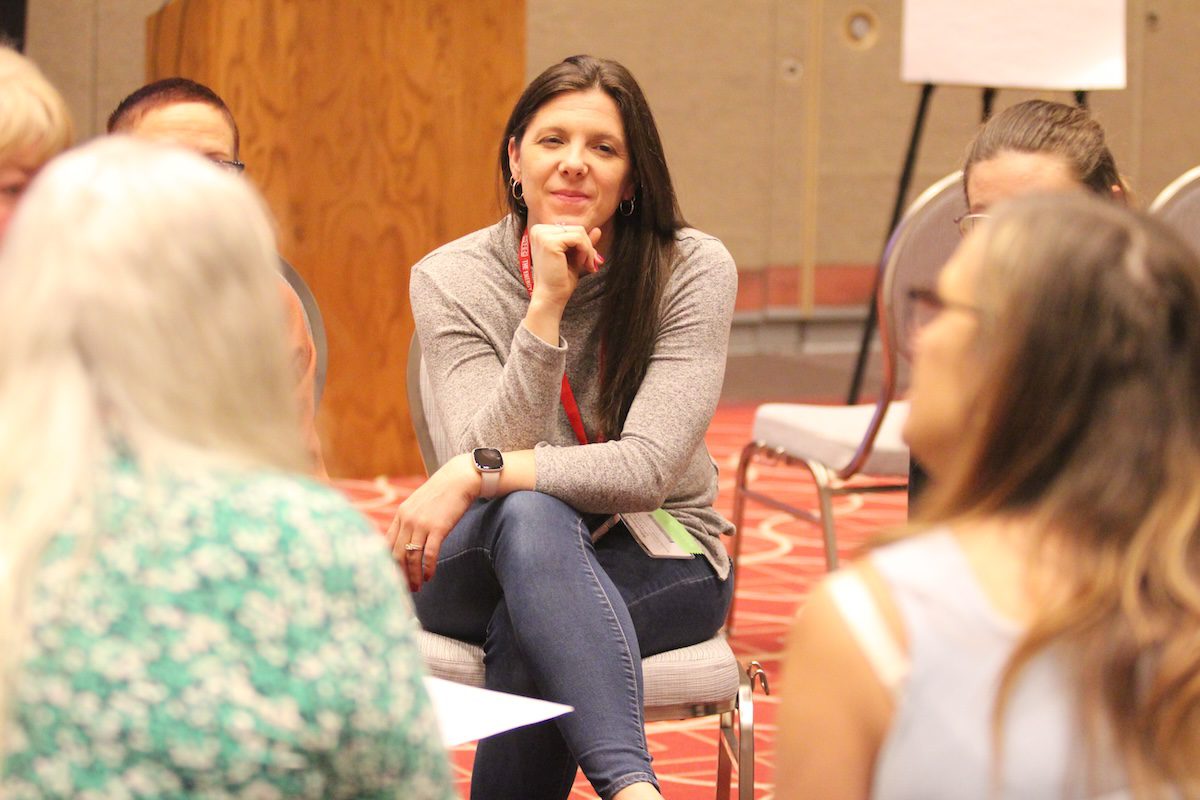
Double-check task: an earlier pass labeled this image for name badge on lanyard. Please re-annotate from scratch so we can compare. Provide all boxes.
[519,229,597,446]
[520,230,701,559]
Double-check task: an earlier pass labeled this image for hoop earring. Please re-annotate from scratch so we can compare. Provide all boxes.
[619,197,635,217]
[510,177,524,202]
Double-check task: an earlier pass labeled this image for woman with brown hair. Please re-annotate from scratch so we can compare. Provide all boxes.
[961,98,1127,224]
[388,55,737,800]
[777,193,1200,799]
[909,98,1128,502]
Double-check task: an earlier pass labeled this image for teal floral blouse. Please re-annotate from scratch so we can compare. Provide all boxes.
[1,462,454,799]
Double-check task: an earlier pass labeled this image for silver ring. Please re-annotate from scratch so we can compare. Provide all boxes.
[404,543,424,552]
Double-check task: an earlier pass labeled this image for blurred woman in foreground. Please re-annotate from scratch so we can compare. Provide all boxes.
[0,138,452,798]
[778,193,1200,799]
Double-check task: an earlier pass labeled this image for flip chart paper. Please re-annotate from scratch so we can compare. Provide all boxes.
[902,1,1126,90]
[424,677,573,747]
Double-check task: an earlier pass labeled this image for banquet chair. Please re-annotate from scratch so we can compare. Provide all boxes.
[279,257,327,406]
[725,172,965,630]
[405,334,765,800]
[1150,165,1200,254]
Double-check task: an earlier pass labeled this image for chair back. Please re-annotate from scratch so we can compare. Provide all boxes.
[880,171,966,393]
[1150,165,1200,256]
[406,333,453,475]
[280,258,328,407]
[839,171,965,478]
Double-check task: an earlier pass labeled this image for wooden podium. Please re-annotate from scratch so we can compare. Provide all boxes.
[147,1,524,477]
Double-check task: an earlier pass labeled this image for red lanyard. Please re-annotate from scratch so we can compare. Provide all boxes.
[518,230,600,445]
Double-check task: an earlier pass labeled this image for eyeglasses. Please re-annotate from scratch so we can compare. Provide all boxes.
[899,287,982,359]
[212,158,246,174]
[953,212,990,237]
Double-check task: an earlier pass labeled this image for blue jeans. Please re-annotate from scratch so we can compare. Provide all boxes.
[413,492,733,800]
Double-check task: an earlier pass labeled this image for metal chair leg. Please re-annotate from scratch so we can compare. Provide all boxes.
[736,662,767,800]
[725,441,760,632]
[737,685,756,800]
[806,460,841,571]
[717,708,734,800]
[717,662,763,800]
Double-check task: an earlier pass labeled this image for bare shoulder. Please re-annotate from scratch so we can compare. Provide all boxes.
[792,561,906,657]
[774,562,901,800]
[851,559,909,653]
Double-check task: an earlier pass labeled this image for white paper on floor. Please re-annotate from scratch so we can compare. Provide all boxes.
[424,677,573,747]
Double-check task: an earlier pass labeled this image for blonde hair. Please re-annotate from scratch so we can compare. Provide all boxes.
[0,137,308,750]
[0,45,73,165]
[919,194,1200,797]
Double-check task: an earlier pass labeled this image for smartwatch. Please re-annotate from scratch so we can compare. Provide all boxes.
[472,447,504,499]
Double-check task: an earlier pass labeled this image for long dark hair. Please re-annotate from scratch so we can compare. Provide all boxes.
[963,99,1127,203]
[498,55,685,438]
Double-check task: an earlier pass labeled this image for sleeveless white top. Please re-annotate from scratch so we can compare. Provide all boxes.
[828,530,1130,800]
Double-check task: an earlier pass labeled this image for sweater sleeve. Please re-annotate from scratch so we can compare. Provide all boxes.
[410,248,566,456]
[534,234,737,512]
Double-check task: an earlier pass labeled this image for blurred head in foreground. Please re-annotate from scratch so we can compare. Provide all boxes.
[0,138,308,702]
[0,45,73,242]
[0,134,306,478]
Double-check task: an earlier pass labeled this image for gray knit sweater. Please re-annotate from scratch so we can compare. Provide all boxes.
[409,219,736,579]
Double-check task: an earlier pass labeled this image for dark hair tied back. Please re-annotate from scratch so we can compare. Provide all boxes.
[964,99,1126,202]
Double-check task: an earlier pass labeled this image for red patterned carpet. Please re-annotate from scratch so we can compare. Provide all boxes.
[336,404,908,799]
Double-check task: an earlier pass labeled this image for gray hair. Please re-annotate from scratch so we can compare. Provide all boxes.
[0,137,307,750]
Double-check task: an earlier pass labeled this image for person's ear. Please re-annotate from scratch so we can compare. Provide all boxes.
[1110,183,1127,205]
[507,136,521,183]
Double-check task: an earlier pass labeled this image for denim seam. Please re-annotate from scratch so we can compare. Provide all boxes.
[572,515,651,763]
[624,573,717,611]
[603,771,660,800]
[432,545,491,568]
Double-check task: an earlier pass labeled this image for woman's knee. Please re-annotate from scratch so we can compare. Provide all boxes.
[487,491,587,560]
[493,491,581,536]
[494,490,575,519]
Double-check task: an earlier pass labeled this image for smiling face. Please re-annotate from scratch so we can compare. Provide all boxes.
[507,89,634,246]
[903,231,989,478]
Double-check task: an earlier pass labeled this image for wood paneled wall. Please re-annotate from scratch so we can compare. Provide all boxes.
[147,0,524,477]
